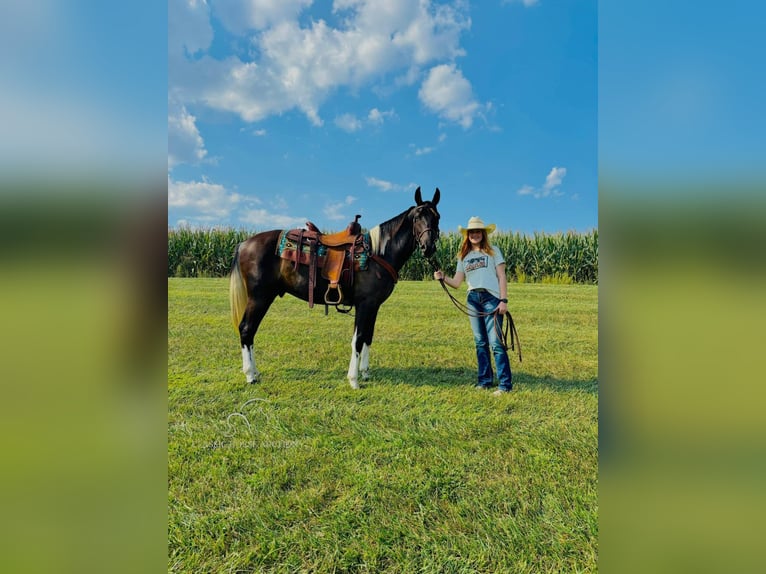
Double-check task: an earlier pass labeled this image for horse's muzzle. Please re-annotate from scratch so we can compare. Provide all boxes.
[421,243,437,257]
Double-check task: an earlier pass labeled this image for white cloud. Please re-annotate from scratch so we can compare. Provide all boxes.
[239,209,307,228]
[212,0,312,33]
[171,217,223,229]
[169,0,473,127]
[168,176,243,217]
[419,63,482,128]
[392,65,422,89]
[408,133,446,158]
[368,107,396,124]
[335,108,397,132]
[270,196,289,211]
[503,0,540,6]
[516,166,568,199]
[544,166,567,192]
[168,101,207,168]
[335,113,364,132]
[366,176,396,191]
[168,0,213,58]
[335,107,397,132]
[389,1,469,64]
[365,177,417,192]
[324,195,357,221]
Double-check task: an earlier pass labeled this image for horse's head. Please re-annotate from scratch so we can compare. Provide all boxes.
[412,186,441,258]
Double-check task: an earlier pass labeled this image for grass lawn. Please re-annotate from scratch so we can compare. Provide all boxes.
[169,279,598,573]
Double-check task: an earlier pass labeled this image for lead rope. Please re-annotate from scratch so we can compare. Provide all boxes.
[428,257,522,362]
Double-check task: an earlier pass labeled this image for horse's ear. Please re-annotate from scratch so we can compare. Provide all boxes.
[414,186,423,205]
[432,188,440,206]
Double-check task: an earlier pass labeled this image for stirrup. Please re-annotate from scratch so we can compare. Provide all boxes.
[324,284,343,306]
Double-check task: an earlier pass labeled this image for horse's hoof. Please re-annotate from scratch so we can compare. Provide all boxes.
[349,380,360,390]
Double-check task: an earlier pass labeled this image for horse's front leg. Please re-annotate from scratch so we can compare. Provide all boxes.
[359,343,371,381]
[347,329,362,390]
[347,304,378,389]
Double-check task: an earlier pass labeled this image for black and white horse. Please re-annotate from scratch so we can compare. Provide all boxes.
[229,187,441,388]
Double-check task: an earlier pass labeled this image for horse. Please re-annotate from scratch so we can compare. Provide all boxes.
[229,187,441,388]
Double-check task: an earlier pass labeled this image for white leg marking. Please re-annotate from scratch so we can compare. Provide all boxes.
[347,330,360,389]
[360,343,371,380]
[242,345,260,383]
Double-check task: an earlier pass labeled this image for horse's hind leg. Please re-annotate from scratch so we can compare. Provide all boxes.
[241,345,258,384]
[239,294,276,383]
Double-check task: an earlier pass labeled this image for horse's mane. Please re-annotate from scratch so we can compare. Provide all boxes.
[368,206,412,256]
[369,225,381,254]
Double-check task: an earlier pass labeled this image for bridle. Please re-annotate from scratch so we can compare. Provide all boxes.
[415,225,434,250]
[427,256,522,362]
[413,206,439,254]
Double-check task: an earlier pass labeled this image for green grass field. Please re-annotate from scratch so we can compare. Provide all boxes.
[169,279,598,573]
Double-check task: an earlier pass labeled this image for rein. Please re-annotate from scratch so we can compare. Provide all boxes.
[428,257,522,362]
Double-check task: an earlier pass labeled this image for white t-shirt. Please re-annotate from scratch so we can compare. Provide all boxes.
[457,246,506,298]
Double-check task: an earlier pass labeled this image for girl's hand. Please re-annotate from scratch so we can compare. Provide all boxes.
[497,301,508,315]
[433,270,444,281]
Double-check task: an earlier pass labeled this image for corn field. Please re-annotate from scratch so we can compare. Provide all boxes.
[168,227,598,284]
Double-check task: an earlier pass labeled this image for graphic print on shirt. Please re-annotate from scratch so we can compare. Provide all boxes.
[464,254,488,273]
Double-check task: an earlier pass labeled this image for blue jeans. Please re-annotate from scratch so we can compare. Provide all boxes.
[467,289,513,391]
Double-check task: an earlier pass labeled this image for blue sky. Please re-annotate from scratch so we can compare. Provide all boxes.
[169,0,596,235]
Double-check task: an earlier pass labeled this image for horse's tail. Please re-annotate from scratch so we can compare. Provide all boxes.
[229,243,247,331]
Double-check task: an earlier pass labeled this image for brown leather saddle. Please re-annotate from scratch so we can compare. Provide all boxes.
[278,215,366,310]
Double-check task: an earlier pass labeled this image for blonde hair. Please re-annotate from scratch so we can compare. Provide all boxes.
[459,230,495,260]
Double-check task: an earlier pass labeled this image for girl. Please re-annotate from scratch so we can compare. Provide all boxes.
[434,217,512,395]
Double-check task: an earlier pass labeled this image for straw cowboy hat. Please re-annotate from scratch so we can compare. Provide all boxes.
[458,216,496,238]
